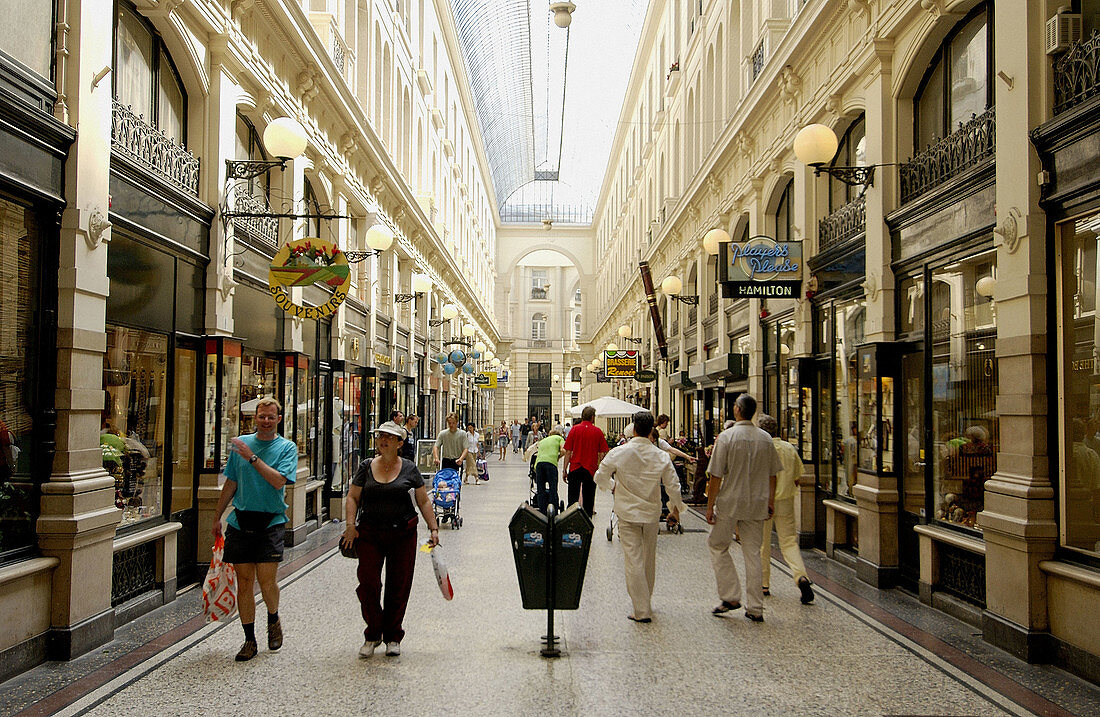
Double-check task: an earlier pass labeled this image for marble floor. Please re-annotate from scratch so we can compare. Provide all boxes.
[4,452,1099,716]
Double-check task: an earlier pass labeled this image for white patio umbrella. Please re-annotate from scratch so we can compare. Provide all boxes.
[567,395,648,419]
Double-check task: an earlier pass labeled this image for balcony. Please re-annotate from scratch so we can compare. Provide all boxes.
[688,306,697,325]
[708,292,719,315]
[818,194,866,253]
[111,100,199,197]
[530,339,550,348]
[530,287,549,300]
[671,318,679,335]
[232,191,278,250]
[750,39,767,83]
[1054,31,1100,115]
[899,107,995,205]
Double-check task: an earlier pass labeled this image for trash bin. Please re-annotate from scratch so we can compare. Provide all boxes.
[551,504,593,609]
[509,503,593,610]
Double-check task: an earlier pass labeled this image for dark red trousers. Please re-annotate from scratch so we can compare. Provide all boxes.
[355,523,418,643]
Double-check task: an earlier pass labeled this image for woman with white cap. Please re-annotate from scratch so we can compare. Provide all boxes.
[342,421,439,659]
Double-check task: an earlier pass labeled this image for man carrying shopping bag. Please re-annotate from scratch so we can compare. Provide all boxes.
[211,398,299,661]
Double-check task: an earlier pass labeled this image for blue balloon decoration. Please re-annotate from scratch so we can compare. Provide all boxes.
[443,363,456,375]
[449,349,466,364]
[462,363,474,374]
[434,352,448,364]
[470,351,481,360]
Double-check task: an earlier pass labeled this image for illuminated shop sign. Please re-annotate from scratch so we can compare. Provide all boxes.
[723,236,802,298]
[268,237,351,318]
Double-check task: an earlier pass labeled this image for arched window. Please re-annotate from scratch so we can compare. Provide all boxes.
[114,1,187,145]
[303,179,322,238]
[574,315,582,340]
[914,3,992,152]
[774,180,793,243]
[235,114,270,200]
[532,313,547,341]
[830,116,866,211]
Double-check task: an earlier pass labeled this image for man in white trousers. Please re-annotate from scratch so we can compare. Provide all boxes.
[705,394,779,622]
[756,414,814,604]
[594,411,684,623]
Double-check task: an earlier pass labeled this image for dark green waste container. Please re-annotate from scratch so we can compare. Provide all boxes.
[509,503,593,610]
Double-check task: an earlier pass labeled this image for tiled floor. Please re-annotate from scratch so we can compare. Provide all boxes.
[4,452,1099,716]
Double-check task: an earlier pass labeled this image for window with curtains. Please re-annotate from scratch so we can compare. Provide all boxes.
[0,1,53,79]
[914,3,992,153]
[114,1,187,146]
[829,116,866,212]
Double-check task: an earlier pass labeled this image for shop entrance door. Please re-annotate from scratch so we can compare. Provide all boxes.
[170,338,200,585]
[898,350,926,591]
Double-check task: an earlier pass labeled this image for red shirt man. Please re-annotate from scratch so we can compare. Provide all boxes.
[562,406,610,516]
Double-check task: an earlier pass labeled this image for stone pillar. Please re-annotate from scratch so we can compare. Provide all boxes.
[792,165,816,542]
[39,0,120,659]
[851,42,900,588]
[747,180,765,399]
[978,2,1056,662]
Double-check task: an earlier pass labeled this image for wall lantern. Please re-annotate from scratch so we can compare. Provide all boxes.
[365,224,395,253]
[793,123,875,188]
[396,272,432,303]
[975,275,996,298]
[661,275,699,305]
[617,324,642,344]
[225,117,308,181]
[703,228,730,256]
[606,342,619,352]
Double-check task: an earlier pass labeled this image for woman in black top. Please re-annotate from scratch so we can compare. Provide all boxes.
[342,421,439,658]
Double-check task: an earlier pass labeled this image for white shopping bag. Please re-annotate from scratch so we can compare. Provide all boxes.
[202,534,238,622]
[422,543,454,601]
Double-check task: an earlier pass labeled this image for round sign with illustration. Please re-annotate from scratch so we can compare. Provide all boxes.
[268,237,351,319]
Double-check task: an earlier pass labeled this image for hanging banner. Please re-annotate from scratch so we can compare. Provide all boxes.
[269,237,351,319]
[722,235,802,298]
[604,350,640,379]
[474,371,498,389]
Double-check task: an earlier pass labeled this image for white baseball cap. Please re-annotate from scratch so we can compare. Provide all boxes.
[375,421,407,439]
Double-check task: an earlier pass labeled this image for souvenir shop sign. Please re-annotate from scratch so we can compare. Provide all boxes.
[723,236,802,298]
[604,350,640,379]
[474,371,498,389]
[268,237,351,319]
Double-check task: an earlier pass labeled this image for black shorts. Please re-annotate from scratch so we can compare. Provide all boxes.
[224,523,286,564]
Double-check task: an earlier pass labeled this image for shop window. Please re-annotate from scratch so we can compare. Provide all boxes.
[0,1,54,79]
[103,327,167,527]
[829,116,866,212]
[1057,212,1100,557]
[114,2,187,146]
[0,197,41,557]
[835,296,865,500]
[914,3,992,152]
[240,353,279,436]
[930,249,997,531]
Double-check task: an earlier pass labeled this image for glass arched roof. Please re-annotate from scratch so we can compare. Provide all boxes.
[450,0,648,225]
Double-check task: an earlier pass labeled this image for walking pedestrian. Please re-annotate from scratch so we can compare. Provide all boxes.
[210,398,299,661]
[524,425,566,513]
[498,421,509,460]
[705,394,779,622]
[464,421,480,482]
[560,406,609,517]
[511,420,522,453]
[432,413,469,473]
[341,421,440,658]
[402,414,419,462]
[593,411,684,622]
[756,414,815,604]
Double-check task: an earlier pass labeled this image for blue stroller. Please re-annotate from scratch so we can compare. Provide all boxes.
[431,468,463,529]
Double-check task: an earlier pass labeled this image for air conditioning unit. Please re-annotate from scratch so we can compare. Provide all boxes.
[1046,9,1082,55]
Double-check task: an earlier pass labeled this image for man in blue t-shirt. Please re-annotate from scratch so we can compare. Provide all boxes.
[212,397,299,662]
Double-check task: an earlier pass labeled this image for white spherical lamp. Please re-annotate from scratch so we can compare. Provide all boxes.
[473,340,486,353]
[484,350,495,361]
[412,273,432,294]
[606,342,619,352]
[365,224,394,252]
[661,275,683,296]
[491,358,501,367]
[975,276,996,298]
[618,325,632,338]
[462,323,476,337]
[703,228,731,255]
[441,303,459,320]
[262,117,308,160]
[793,123,839,167]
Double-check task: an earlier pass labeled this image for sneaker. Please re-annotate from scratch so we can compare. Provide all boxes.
[798,577,815,605]
[235,639,258,661]
[267,618,283,651]
[358,639,382,658]
[385,641,401,656]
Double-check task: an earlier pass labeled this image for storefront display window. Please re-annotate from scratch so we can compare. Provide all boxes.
[1057,213,1100,556]
[930,249,997,531]
[203,339,242,470]
[240,353,278,435]
[835,296,865,500]
[104,327,167,527]
[0,197,41,555]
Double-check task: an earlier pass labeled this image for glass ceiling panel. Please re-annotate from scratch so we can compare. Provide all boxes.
[451,0,648,225]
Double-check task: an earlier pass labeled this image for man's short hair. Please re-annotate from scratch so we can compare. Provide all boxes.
[735,393,757,421]
[632,411,655,438]
[757,413,779,437]
[446,412,458,423]
[390,410,404,421]
[581,406,596,422]
[256,397,282,414]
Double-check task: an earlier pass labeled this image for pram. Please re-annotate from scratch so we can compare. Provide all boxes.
[431,468,463,529]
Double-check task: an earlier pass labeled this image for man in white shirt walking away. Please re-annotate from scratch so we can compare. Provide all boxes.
[705,394,780,622]
[594,411,685,623]
[756,414,814,605]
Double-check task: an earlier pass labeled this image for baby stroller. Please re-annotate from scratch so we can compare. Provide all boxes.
[431,468,463,529]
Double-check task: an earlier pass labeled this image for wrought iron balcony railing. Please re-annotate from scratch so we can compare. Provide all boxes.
[112,100,199,196]
[232,191,279,249]
[687,306,697,326]
[671,318,679,335]
[1054,30,1100,115]
[899,107,995,205]
[818,194,866,253]
[708,292,719,314]
[530,287,548,300]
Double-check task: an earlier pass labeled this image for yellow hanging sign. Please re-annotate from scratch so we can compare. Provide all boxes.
[268,237,351,319]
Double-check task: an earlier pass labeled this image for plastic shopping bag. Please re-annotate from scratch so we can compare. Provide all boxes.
[202,533,238,622]
[421,542,454,601]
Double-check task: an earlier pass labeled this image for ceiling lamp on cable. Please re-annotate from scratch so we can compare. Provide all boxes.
[550,1,576,28]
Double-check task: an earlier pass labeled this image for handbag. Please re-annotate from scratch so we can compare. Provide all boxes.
[339,536,358,558]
